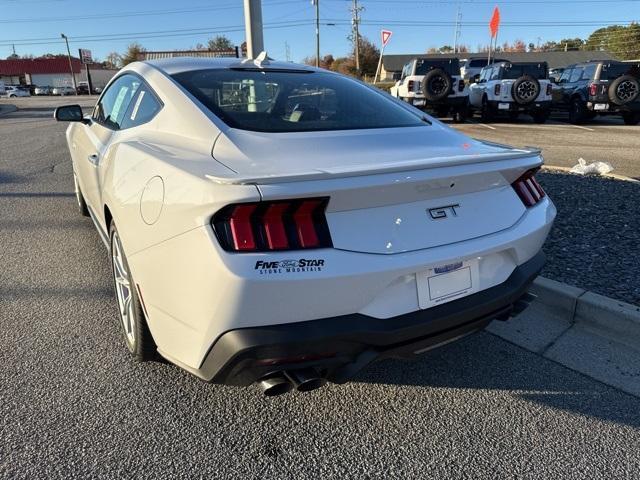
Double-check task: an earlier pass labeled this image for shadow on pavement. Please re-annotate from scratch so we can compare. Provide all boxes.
[353,331,640,429]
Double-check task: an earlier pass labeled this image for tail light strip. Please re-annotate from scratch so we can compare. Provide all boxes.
[512,169,546,208]
[213,198,332,252]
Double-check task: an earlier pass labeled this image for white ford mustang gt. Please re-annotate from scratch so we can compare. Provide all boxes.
[55,56,555,396]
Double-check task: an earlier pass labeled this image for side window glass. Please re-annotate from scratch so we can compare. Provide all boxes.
[121,84,162,129]
[93,74,141,130]
[581,64,596,80]
[569,67,583,83]
[490,67,500,80]
[560,68,572,83]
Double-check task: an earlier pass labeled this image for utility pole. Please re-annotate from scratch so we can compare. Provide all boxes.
[285,41,291,62]
[351,0,362,76]
[313,0,320,67]
[12,44,16,56]
[243,0,264,59]
[60,33,77,95]
[453,4,462,54]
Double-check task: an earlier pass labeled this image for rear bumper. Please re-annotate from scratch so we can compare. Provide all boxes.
[199,251,545,386]
[488,100,551,111]
[587,100,640,113]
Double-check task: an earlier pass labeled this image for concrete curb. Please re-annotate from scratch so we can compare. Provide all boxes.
[541,165,640,184]
[0,104,18,116]
[488,276,640,397]
[532,276,640,346]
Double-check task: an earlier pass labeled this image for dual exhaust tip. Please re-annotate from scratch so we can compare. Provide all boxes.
[260,368,327,397]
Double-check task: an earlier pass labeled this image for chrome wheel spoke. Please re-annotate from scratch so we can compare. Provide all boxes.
[111,231,136,346]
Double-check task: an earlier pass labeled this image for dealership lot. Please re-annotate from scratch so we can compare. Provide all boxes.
[2,97,640,478]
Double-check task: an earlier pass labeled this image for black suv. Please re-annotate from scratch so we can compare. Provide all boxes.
[552,61,640,124]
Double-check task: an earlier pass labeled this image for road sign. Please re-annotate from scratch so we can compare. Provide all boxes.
[381,29,392,47]
[79,48,93,65]
[489,7,501,38]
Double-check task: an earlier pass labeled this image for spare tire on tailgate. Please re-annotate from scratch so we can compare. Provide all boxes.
[422,68,452,102]
[608,74,640,106]
[511,75,540,105]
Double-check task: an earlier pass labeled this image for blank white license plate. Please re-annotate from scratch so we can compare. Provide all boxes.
[416,259,480,309]
[594,103,608,111]
[498,102,510,110]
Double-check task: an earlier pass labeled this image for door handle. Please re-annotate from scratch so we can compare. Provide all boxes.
[87,153,99,166]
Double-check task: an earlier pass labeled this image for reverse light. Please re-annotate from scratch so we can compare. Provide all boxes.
[494,84,501,96]
[213,198,332,252]
[511,169,546,208]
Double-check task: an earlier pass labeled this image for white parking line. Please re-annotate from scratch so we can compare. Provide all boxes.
[546,120,595,132]
[465,120,496,130]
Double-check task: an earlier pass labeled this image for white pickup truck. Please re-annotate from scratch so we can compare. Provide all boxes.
[469,62,553,123]
[390,58,469,122]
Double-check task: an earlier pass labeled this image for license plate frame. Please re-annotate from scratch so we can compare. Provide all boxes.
[498,102,510,110]
[417,259,480,309]
[594,103,609,111]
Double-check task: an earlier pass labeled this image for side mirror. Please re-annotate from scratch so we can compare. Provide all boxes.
[54,104,87,123]
[473,74,481,83]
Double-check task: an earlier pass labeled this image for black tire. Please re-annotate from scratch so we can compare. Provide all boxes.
[622,112,640,125]
[512,75,541,105]
[480,96,495,122]
[609,75,640,106]
[568,97,587,124]
[452,104,469,123]
[109,223,156,362]
[435,106,449,117]
[531,110,549,124]
[422,68,452,102]
[73,172,90,217]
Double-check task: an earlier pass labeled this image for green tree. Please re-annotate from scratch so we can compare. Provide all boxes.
[207,35,234,51]
[121,43,146,66]
[585,24,640,60]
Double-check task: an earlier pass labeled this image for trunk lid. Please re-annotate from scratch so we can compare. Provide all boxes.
[211,123,537,184]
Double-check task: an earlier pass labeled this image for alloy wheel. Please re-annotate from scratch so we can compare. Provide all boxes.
[111,230,136,346]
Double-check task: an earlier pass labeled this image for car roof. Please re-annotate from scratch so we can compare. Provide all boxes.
[142,56,319,75]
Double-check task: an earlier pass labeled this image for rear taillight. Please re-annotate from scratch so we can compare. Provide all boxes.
[458,79,465,92]
[408,80,416,92]
[546,83,553,95]
[213,198,332,252]
[589,83,597,96]
[511,169,546,208]
[494,84,501,95]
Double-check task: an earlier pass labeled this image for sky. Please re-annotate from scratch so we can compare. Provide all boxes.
[0,0,638,63]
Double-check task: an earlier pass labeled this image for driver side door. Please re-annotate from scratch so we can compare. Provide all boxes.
[72,74,142,219]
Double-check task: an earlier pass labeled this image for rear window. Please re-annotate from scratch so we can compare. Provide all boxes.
[600,63,640,80]
[172,69,424,133]
[500,63,547,80]
[415,59,460,75]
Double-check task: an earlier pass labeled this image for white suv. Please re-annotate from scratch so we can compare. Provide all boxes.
[469,62,552,123]
[390,58,469,122]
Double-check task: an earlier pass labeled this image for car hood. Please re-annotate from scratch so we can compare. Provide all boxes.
[210,122,538,184]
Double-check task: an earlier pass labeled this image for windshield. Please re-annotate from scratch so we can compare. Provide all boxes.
[172,69,425,133]
[600,63,640,80]
[500,64,547,80]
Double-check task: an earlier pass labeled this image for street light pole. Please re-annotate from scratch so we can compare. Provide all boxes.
[60,33,77,95]
[243,0,264,59]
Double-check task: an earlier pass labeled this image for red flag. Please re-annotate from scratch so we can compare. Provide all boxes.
[489,7,501,37]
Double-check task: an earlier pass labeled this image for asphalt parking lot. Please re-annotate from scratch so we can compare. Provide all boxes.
[2,97,640,479]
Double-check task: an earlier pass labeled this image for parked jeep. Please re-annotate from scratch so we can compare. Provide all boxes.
[552,61,640,125]
[469,62,552,123]
[390,58,469,122]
